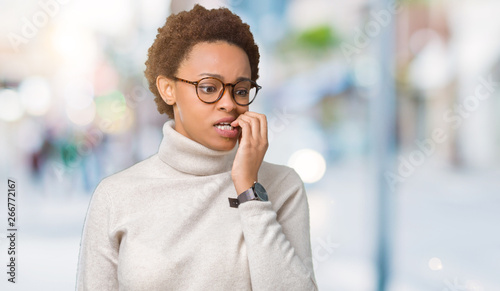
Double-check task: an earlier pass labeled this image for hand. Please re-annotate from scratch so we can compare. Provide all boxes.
[230,111,268,194]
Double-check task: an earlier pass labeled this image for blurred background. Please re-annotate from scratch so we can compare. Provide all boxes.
[1,0,499,290]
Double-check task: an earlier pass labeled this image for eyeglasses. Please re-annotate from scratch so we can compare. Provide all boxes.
[173,76,261,106]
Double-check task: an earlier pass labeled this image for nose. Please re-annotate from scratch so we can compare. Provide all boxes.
[216,85,237,112]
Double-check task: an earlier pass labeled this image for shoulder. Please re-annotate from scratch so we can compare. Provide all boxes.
[94,154,163,196]
[259,161,303,186]
[258,161,306,209]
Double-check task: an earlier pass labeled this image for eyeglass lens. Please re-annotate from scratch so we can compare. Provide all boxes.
[197,78,257,105]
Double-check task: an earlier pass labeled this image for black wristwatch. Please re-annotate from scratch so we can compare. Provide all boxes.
[228,182,268,208]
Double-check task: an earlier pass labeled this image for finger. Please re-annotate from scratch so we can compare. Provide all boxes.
[238,114,260,140]
[230,116,244,128]
[244,112,267,141]
[237,118,252,145]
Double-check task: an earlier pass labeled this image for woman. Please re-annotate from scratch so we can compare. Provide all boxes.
[76,4,318,290]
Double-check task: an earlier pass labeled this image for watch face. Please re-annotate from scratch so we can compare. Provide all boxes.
[254,183,268,201]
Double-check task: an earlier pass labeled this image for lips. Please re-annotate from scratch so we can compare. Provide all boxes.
[213,116,239,138]
[214,117,236,125]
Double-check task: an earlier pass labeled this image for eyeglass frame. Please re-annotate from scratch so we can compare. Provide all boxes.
[172,76,262,106]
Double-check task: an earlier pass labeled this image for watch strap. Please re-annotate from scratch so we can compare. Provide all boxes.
[228,197,240,208]
[228,184,258,208]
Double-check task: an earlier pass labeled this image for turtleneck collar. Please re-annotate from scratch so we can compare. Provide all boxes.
[157,120,237,176]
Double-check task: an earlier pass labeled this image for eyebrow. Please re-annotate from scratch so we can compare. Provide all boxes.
[198,73,250,82]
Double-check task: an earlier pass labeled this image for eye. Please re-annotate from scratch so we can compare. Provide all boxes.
[198,85,218,94]
[234,80,252,98]
[234,89,249,97]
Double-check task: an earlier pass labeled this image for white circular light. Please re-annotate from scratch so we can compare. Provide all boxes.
[0,89,24,122]
[287,149,326,183]
[19,77,52,116]
[428,257,443,271]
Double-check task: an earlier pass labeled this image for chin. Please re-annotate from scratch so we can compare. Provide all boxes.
[208,138,238,151]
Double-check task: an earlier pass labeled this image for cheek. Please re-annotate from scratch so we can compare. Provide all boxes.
[237,106,249,114]
[176,92,210,125]
[174,90,195,121]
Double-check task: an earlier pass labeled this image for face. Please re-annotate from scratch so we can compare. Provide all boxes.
[157,41,252,151]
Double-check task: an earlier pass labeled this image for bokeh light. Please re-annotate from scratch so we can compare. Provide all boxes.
[50,22,97,67]
[95,90,127,120]
[428,257,443,271]
[287,148,327,183]
[0,89,24,122]
[99,107,135,134]
[19,76,52,116]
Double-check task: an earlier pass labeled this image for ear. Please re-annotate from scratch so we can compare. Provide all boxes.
[156,75,176,105]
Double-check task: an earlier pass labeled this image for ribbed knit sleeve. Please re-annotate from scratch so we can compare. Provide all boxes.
[76,181,119,290]
[238,169,318,290]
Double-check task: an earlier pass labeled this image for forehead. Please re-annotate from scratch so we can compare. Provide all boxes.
[178,41,251,80]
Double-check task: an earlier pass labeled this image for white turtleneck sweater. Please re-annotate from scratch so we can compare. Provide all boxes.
[76,120,318,290]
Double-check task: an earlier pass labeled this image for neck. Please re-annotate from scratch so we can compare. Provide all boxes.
[158,120,237,176]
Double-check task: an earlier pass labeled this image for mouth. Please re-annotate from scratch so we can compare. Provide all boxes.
[213,120,240,139]
[214,122,237,131]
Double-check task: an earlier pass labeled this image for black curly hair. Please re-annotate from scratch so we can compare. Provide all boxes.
[144,4,260,118]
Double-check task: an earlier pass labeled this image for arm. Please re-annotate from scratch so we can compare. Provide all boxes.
[237,170,318,290]
[76,181,119,290]
[230,111,318,290]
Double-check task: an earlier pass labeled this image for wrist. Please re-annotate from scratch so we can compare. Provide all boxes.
[228,181,269,208]
[233,178,256,194]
